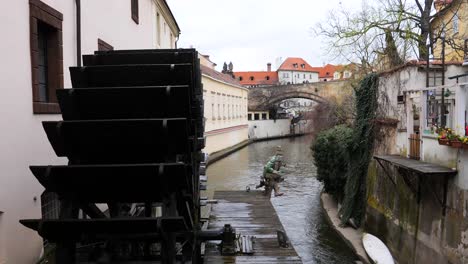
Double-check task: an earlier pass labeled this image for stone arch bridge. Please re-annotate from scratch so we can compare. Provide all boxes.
[248,80,353,111]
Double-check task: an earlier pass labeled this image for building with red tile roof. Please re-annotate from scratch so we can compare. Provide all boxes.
[310,64,339,81]
[234,63,279,87]
[277,57,319,84]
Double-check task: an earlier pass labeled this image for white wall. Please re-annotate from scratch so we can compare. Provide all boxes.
[379,64,468,190]
[0,1,177,263]
[248,119,292,139]
[202,74,249,155]
[278,70,319,84]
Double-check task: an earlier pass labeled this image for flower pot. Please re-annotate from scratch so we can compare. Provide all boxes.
[451,141,463,148]
[438,138,450,146]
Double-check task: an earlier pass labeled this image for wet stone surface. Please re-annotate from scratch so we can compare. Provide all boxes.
[205,136,358,263]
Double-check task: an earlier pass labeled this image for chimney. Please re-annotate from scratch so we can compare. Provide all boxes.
[267,63,272,72]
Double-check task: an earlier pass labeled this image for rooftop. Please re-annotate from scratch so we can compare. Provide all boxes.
[233,71,279,86]
[278,57,318,73]
[201,65,243,87]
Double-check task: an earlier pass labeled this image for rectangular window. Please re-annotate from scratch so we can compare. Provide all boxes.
[261,113,267,120]
[37,23,49,102]
[98,38,114,51]
[212,103,215,120]
[248,113,252,121]
[30,0,63,114]
[254,113,260,120]
[425,92,454,130]
[223,104,226,119]
[131,0,139,24]
[453,15,459,34]
[156,13,161,46]
[465,39,468,63]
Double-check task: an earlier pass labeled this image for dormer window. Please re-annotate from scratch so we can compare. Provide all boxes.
[301,64,305,69]
[293,63,298,68]
[250,76,254,81]
[266,76,270,80]
[239,76,243,81]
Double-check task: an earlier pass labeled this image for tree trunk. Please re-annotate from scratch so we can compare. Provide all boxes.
[417,0,434,59]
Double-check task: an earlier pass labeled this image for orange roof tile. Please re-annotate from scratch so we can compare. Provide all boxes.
[233,71,279,86]
[310,64,339,79]
[278,57,318,72]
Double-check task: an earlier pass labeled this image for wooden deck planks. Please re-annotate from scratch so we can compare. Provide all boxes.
[204,191,302,263]
[374,155,457,176]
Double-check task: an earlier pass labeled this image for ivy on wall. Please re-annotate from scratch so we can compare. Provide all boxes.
[339,73,379,227]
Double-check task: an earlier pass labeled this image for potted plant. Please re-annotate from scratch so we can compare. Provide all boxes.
[448,130,462,148]
[438,127,450,146]
[462,136,468,149]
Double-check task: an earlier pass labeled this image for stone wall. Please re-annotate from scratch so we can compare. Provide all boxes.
[366,159,468,263]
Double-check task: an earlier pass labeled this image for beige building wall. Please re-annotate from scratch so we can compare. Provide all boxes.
[202,75,249,154]
[0,1,178,263]
[432,0,468,62]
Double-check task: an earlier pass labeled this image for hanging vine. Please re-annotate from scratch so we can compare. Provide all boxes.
[339,73,379,227]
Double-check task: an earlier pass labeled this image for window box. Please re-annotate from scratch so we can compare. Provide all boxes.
[438,138,450,146]
[450,140,463,148]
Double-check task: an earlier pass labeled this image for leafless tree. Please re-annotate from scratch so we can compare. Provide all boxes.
[315,0,467,67]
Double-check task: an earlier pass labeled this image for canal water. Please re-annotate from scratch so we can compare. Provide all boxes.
[205,136,358,263]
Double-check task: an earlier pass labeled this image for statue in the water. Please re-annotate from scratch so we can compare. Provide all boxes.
[256,146,285,197]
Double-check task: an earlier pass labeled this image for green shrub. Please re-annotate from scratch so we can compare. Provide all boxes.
[311,125,353,202]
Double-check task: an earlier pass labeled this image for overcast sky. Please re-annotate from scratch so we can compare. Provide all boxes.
[167,0,363,71]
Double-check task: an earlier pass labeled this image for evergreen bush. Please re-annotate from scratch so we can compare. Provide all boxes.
[311,125,353,202]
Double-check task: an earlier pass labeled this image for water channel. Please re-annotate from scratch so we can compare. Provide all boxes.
[205,136,358,263]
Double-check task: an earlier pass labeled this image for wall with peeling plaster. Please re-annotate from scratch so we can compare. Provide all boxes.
[365,64,468,263]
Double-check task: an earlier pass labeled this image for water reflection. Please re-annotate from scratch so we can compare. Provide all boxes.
[206,136,357,263]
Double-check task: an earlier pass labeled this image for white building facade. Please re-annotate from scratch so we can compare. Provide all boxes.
[278,70,319,84]
[0,1,179,263]
[277,57,319,85]
[200,55,249,154]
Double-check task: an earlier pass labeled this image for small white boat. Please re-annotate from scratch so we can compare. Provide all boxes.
[362,233,394,264]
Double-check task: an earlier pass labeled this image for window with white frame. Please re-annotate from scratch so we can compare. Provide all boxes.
[453,15,459,34]
[425,90,454,130]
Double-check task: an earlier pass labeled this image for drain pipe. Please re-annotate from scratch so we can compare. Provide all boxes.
[76,0,82,66]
